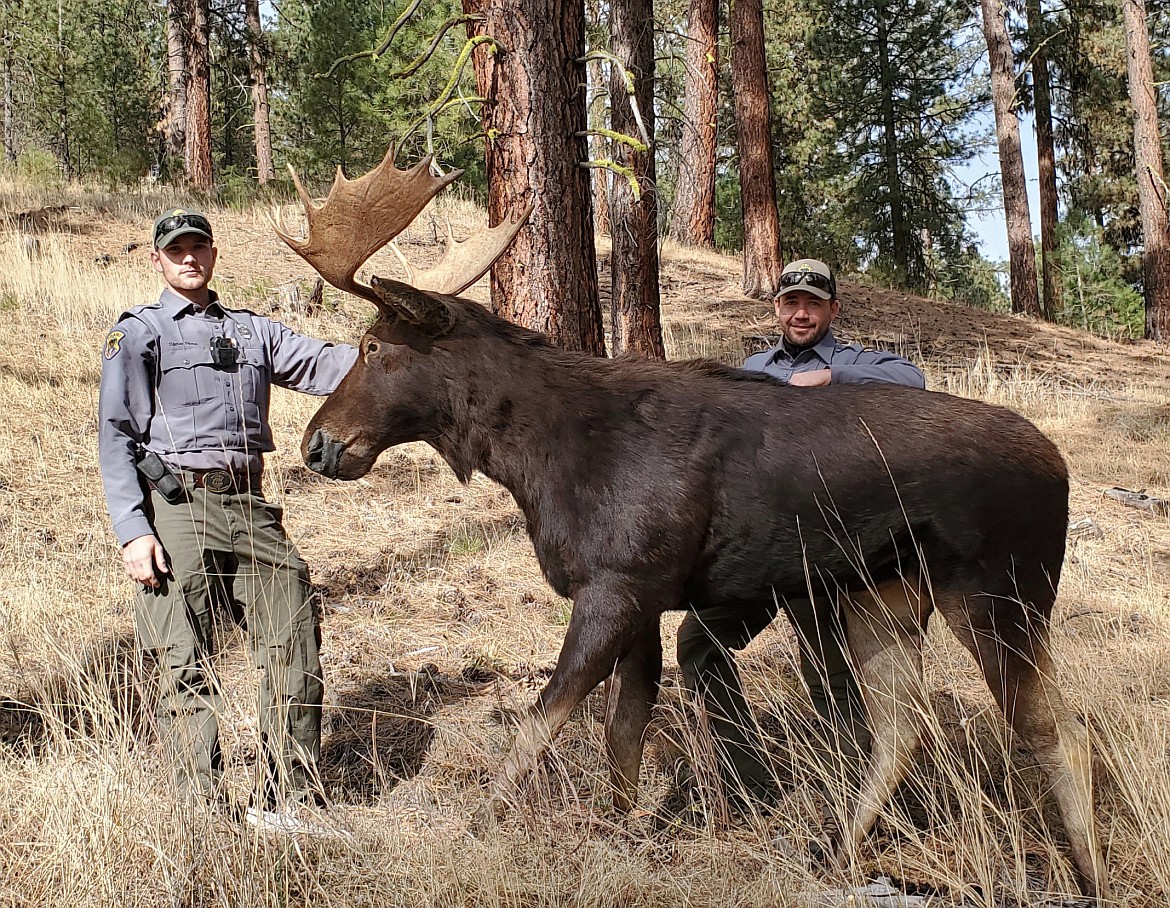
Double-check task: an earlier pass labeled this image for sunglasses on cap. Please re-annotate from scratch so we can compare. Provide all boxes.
[153,212,213,247]
[779,270,833,293]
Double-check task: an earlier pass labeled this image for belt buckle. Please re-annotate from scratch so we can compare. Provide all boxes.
[202,469,234,494]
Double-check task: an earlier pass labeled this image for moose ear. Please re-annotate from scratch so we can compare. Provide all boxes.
[370,276,456,342]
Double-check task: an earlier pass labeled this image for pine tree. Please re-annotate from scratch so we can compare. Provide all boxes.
[809,0,982,289]
[1121,0,1170,339]
[730,0,782,298]
[980,0,1041,315]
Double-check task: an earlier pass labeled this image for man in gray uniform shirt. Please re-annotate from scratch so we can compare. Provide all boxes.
[98,209,357,832]
[676,258,925,815]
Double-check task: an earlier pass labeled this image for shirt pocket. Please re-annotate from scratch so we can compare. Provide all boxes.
[158,346,217,407]
[236,344,270,423]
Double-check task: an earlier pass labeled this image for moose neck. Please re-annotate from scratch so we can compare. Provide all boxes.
[427,333,603,585]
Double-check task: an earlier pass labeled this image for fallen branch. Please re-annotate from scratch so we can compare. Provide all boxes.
[1103,487,1170,517]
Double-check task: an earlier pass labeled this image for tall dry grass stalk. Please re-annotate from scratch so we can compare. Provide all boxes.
[1,186,1168,906]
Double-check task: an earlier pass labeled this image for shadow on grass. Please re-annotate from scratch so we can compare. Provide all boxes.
[321,664,487,804]
[0,634,151,750]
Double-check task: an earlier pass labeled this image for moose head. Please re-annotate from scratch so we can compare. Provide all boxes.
[274,147,531,481]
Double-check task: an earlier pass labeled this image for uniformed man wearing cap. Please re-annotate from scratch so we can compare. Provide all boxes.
[676,258,925,813]
[98,209,358,830]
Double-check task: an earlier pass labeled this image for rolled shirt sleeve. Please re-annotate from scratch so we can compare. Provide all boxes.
[742,330,926,389]
[828,347,926,388]
[98,317,157,546]
[266,320,358,395]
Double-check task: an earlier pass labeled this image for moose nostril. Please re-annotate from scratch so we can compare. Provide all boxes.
[306,429,346,478]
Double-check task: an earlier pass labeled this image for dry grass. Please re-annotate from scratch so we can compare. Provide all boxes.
[1,183,1168,907]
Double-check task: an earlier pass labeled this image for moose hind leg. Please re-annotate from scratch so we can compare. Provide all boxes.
[945,593,1108,902]
[832,580,930,866]
[604,620,663,813]
[484,585,644,821]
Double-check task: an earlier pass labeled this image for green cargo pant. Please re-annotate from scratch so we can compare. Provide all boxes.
[676,593,871,803]
[136,484,323,808]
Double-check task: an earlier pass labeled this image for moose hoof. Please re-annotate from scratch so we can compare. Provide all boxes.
[807,836,831,867]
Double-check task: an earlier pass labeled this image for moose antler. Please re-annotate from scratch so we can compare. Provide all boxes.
[274,145,531,310]
[390,202,534,296]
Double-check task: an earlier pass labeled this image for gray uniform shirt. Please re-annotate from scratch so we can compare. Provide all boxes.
[742,329,926,388]
[99,287,358,546]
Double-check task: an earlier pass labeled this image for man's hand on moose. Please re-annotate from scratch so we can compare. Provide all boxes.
[123,534,169,588]
[788,369,832,387]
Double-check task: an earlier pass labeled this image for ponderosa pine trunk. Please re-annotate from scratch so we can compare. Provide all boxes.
[185,0,212,190]
[980,0,1041,316]
[55,2,70,180]
[1026,0,1061,319]
[1121,0,1170,340]
[730,0,782,298]
[463,0,605,355]
[586,0,610,236]
[166,0,189,175]
[2,27,13,164]
[669,0,718,248]
[588,54,610,236]
[244,0,274,186]
[609,0,665,358]
[876,2,910,286]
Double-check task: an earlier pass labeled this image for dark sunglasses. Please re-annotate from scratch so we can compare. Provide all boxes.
[153,213,213,247]
[779,270,833,292]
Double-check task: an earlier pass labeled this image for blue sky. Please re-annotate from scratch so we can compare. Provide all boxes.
[956,111,1043,263]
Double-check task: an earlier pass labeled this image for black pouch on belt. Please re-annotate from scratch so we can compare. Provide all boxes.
[136,451,185,504]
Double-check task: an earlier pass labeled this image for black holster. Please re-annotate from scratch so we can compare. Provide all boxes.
[136,451,185,504]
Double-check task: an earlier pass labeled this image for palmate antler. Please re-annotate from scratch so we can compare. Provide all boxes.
[273,144,530,315]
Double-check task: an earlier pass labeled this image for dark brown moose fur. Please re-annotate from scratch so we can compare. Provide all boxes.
[303,277,1107,901]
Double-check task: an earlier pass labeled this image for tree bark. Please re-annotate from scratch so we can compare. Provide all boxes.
[185,0,213,191]
[2,26,14,164]
[463,0,606,355]
[669,0,718,248]
[1121,0,1170,340]
[980,0,1041,317]
[55,0,70,180]
[586,0,610,236]
[244,0,274,186]
[730,0,782,298]
[588,58,610,236]
[609,0,665,358]
[1026,0,1061,320]
[876,3,910,287]
[166,0,189,173]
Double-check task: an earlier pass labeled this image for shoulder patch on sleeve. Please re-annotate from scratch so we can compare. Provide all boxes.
[104,329,126,360]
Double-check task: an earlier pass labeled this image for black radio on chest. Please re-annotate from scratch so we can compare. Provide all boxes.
[210,335,239,367]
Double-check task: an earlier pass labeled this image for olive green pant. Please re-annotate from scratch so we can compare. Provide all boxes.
[677,594,871,801]
[136,486,322,808]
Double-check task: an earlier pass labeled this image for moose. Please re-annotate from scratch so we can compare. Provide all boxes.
[275,149,1107,901]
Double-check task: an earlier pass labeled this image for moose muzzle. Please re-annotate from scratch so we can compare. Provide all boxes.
[304,428,347,479]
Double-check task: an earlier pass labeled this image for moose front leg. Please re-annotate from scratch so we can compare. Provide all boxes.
[479,585,642,824]
[604,620,663,813]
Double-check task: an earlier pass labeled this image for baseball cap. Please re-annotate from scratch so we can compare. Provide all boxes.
[776,258,836,301]
[152,208,213,249]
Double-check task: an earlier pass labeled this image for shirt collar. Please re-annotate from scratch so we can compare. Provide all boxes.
[158,287,224,318]
[774,328,839,365]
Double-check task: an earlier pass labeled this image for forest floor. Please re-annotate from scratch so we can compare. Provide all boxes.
[1,188,1168,907]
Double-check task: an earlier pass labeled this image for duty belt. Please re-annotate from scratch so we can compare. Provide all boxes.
[184,468,261,495]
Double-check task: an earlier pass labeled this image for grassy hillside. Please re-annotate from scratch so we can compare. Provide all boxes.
[1,181,1168,907]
